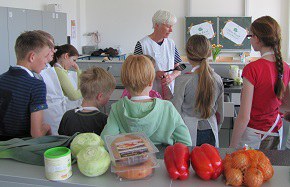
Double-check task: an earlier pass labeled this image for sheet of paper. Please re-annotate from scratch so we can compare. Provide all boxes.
[222,21,247,45]
[189,22,215,39]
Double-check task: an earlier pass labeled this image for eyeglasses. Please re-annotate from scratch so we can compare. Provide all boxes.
[246,34,253,39]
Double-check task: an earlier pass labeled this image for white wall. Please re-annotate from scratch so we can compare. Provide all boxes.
[83,0,245,55]
[0,0,79,50]
[83,0,289,59]
[248,0,289,59]
[84,0,188,54]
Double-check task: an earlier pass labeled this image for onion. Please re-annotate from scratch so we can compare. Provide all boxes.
[257,161,274,181]
[231,152,249,171]
[222,154,232,173]
[225,168,243,186]
[258,153,270,164]
[244,167,264,187]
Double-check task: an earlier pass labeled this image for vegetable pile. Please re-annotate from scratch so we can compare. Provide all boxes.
[164,143,223,181]
[70,133,110,177]
[223,149,274,186]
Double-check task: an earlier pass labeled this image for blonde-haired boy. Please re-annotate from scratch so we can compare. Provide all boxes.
[58,66,116,136]
[0,31,53,140]
[101,55,192,146]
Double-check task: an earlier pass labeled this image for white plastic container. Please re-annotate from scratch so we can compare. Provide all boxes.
[105,132,159,181]
[44,147,72,181]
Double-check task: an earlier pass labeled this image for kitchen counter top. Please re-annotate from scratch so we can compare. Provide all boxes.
[0,147,289,187]
[224,85,242,93]
[114,76,243,92]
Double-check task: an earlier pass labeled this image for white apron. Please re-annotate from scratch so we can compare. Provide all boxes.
[65,70,82,111]
[40,67,66,135]
[139,36,175,95]
[183,115,219,147]
[238,114,283,149]
[182,65,219,147]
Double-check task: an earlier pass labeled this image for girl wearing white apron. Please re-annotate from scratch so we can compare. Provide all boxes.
[172,35,224,147]
[230,16,290,150]
[50,44,83,111]
[40,67,66,135]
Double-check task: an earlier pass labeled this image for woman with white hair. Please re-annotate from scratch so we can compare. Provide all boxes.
[134,10,182,99]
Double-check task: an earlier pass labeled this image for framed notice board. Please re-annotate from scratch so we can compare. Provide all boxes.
[186,16,252,52]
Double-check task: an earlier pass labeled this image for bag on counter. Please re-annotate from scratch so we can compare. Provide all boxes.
[91,47,119,57]
[0,133,79,166]
[91,49,104,56]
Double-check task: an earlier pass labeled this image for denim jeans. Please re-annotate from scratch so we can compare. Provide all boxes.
[196,129,216,146]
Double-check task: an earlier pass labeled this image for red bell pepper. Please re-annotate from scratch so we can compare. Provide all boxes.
[190,143,223,180]
[164,143,190,180]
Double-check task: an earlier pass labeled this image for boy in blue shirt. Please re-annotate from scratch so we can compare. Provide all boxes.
[0,31,53,140]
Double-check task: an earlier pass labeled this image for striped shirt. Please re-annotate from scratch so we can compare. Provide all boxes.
[0,67,47,138]
[134,41,182,64]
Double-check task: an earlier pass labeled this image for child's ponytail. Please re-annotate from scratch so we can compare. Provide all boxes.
[195,59,214,118]
[186,35,215,119]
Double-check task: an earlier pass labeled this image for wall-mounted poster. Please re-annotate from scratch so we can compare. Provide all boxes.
[189,21,215,39]
[71,20,76,39]
[185,17,218,44]
[219,17,251,51]
[221,21,247,45]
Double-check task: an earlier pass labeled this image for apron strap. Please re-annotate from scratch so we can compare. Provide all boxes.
[248,114,280,139]
[261,114,280,140]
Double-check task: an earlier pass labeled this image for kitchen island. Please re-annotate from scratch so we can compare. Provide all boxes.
[0,148,289,187]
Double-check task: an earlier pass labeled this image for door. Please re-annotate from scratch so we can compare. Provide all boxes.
[26,9,42,31]
[42,11,55,41]
[7,8,27,66]
[0,7,10,74]
[54,12,67,45]
[42,12,67,46]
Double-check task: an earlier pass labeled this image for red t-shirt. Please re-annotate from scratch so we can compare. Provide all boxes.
[242,59,290,132]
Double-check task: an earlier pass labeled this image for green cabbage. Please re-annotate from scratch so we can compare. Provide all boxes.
[77,146,111,177]
[70,133,104,157]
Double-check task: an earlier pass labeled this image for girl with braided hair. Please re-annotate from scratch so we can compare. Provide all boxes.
[230,16,290,150]
[172,35,224,147]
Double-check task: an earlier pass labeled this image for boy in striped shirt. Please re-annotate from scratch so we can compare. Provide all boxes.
[0,31,53,140]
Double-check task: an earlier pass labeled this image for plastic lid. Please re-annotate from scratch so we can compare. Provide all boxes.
[44,147,71,159]
[105,132,159,163]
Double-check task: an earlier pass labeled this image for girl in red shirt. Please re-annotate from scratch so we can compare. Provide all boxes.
[230,16,290,150]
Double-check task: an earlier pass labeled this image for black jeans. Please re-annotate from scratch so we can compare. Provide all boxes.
[196,129,216,146]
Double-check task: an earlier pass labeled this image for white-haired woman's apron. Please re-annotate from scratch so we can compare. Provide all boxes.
[139,36,175,96]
